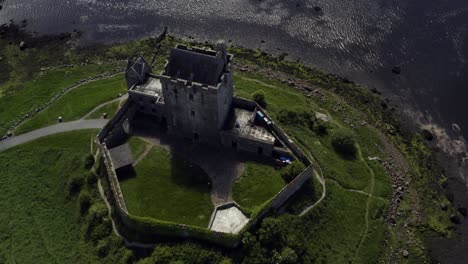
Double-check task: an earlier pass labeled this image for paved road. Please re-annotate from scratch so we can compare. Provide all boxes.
[0,119,108,152]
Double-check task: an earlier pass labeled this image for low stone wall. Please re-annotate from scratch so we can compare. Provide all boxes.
[97,95,315,248]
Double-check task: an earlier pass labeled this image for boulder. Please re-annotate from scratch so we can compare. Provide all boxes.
[402,250,409,258]
[421,129,434,141]
[392,66,401,74]
[19,41,26,50]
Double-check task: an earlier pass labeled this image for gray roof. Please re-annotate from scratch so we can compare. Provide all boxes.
[166,48,225,86]
[108,143,135,170]
[125,56,151,88]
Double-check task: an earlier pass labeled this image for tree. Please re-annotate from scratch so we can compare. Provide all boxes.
[252,90,267,108]
[331,128,357,158]
[281,161,306,183]
[84,154,95,170]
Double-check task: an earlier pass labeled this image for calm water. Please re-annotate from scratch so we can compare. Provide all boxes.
[1,0,468,140]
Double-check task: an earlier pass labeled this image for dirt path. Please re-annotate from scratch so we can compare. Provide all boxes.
[0,120,107,152]
[81,94,128,120]
[352,145,377,263]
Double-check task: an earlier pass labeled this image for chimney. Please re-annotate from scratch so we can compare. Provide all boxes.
[216,40,228,65]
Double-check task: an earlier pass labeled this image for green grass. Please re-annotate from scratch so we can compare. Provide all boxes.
[299,181,384,263]
[86,100,123,120]
[16,75,126,134]
[120,145,213,227]
[0,130,104,263]
[233,162,286,211]
[128,136,149,160]
[0,64,116,135]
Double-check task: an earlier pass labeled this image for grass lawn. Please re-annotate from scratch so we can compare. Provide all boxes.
[86,100,123,120]
[127,136,149,160]
[234,71,391,262]
[0,64,116,135]
[120,145,213,227]
[233,162,286,211]
[0,130,105,263]
[16,75,126,134]
[282,180,387,263]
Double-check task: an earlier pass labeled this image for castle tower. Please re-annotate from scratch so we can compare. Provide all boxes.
[159,44,234,143]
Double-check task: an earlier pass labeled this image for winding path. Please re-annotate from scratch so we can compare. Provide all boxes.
[0,119,107,152]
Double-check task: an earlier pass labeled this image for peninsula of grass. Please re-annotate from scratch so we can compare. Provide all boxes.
[16,75,126,134]
[0,130,110,263]
[119,145,213,227]
[127,136,149,160]
[233,162,285,211]
[86,100,123,120]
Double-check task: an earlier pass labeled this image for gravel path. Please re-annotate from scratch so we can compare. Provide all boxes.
[0,119,107,152]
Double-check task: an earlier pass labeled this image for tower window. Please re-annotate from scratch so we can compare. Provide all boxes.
[191,110,195,117]
[189,94,194,101]
[193,133,199,140]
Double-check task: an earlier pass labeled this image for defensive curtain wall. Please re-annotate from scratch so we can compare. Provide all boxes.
[97,97,314,247]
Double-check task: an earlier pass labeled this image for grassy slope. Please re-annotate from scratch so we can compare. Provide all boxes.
[128,136,148,160]
[16,75,126,134]
[120,145,213,227]
[0,64,115,135]
[234,71,391,262]
[0,130,101,263]
[233,162,286,211]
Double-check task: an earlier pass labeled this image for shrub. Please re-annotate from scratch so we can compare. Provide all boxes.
[277,109,312,127]
[67,174,84,195]
[313,119,329,136]
[84,154,95,170]
[331,128,357,158]
[79,190,92,215]
[252,90,267,108]
[281,161,306,183]
[85,171,97,186]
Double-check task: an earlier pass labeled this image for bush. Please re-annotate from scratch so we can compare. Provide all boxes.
[281,161,306,183]
[67,174,84,195]
[331,128,357,158]
[84,154,95,170]
[277,109,312,127]
[79,190,92,215]
[252,90,267,108]
[85,171,97,186]
[313,119,329,136]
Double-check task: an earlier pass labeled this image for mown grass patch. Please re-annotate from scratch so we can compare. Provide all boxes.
[233,162,286,211]
[0,130,106,263]
[0,64,115,135]
[127,136,148,160]
[120,145,213,227]
[16,75,126,134]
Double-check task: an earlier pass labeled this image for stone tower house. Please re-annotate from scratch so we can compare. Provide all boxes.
[159,42,234,142]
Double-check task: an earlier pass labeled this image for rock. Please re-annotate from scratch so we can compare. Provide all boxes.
[314,6,322,12]
[450,214,461,224]
[440,203,448,211]
[58,116,63,123]
[421,129,434,141]
[402,250,409,258]
[452,123,461,133]
[458,207,467,217]
[6,131,12,137]
[103,113,108,119]
[19,41,26,50]
[392,66,401,74]
[315,112,330,122]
